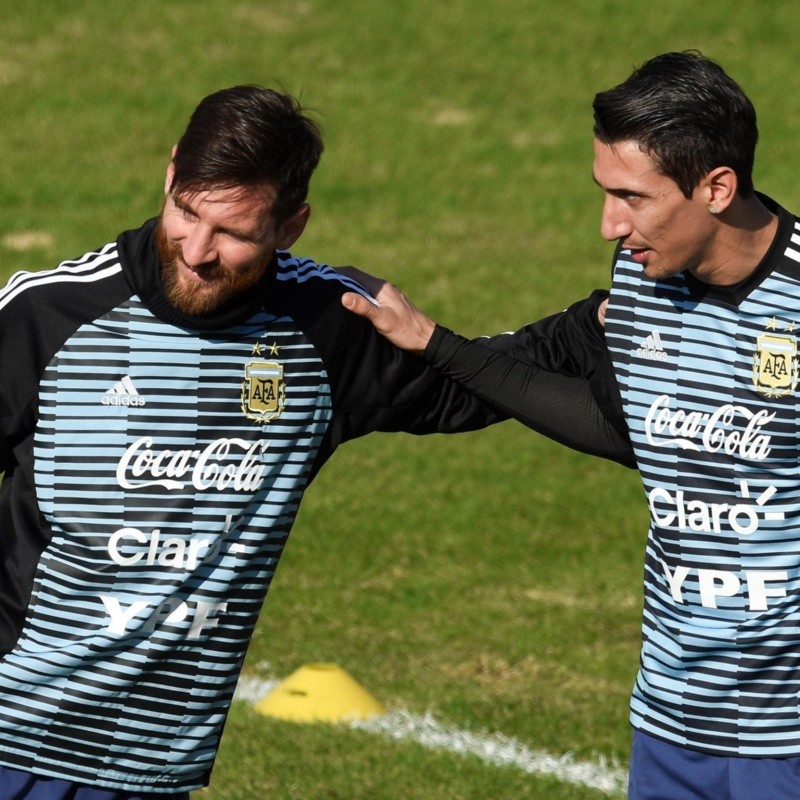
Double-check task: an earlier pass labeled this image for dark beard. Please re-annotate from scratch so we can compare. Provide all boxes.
[155,219,267,316]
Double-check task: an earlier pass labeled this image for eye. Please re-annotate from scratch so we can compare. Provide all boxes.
[170,197,198,220]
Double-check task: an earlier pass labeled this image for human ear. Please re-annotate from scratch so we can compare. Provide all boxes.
[705,167,737,214]
[276,204,311,250]
[164,145,178,195]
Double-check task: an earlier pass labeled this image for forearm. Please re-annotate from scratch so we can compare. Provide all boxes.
[425,326,635,467]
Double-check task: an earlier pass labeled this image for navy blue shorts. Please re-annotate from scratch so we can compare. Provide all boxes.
[0,765,190,800]
[629,730,800,800]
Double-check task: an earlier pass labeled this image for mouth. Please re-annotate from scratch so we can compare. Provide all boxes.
[178,259,221,285]
[624,245,651,265]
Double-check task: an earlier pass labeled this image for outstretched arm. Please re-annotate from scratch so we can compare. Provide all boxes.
[340,268,633,467]
[423,325,634,466]
[341,267,609,353]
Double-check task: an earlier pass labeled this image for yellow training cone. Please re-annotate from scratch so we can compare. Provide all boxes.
[255,663,385,723]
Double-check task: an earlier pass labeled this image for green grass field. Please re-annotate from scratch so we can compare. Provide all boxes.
[2,2,800,797]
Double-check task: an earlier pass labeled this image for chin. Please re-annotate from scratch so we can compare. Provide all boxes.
[643,263,674,281]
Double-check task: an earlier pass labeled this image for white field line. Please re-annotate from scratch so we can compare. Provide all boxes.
[234,676,628,797]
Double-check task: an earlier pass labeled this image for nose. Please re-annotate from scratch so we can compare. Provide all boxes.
[181,224,217,267]
[599,195,632,242]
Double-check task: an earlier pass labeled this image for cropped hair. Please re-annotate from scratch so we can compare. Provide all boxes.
[593,51,757,198]
[170,86,324,221]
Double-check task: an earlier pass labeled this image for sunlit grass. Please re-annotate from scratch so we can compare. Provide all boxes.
[1,2,797,798]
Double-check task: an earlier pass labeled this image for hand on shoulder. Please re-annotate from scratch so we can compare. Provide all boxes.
[337,267,436,355]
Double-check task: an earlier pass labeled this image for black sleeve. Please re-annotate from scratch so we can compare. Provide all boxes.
[329,315,509,442]
[478,290,628,438]
[293,282,509,450]
[422,299,635,468]
[480,290,611,373]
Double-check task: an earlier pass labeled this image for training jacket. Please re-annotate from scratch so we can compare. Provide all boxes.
[0,218,504,792]
[606,196,800,756]
[422,194,800,758]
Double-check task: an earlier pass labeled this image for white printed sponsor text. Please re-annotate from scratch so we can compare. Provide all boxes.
[108,527,222,570]
[644,394,774,460]
[116,436,269,491]
[101,595,228,638]
[661,560,787,612]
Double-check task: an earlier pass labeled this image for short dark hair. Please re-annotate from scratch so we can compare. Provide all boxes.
[592,51,757,198]
[170,85,324,221]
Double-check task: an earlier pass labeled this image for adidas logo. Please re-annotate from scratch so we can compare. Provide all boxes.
[636,329,668,361]
[102,375,146,407]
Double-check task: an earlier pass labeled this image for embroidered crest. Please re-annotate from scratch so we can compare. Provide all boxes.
[753,332,798,398]
[241,361,285,422]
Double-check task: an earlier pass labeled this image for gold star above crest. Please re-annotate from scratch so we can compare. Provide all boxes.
[766,317,779,331]
[269,342,280,356]
[251,342,265,356]
[787,322,797,333]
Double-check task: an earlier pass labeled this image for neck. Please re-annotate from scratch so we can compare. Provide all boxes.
[699,194,778,287]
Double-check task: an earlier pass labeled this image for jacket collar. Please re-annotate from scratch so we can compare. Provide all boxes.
[116,217,277,330]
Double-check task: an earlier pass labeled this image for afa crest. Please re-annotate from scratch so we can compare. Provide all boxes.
[753,332,798,398]
[241,361,285,422]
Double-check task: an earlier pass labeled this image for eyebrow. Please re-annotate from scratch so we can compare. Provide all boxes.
[171,194,200,218]
[592,173,646,198]
[171,193,266,242]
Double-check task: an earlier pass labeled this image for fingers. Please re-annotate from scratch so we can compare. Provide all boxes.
[598,298,608,327]
[341,284,434,355]
[341,291,378,318]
